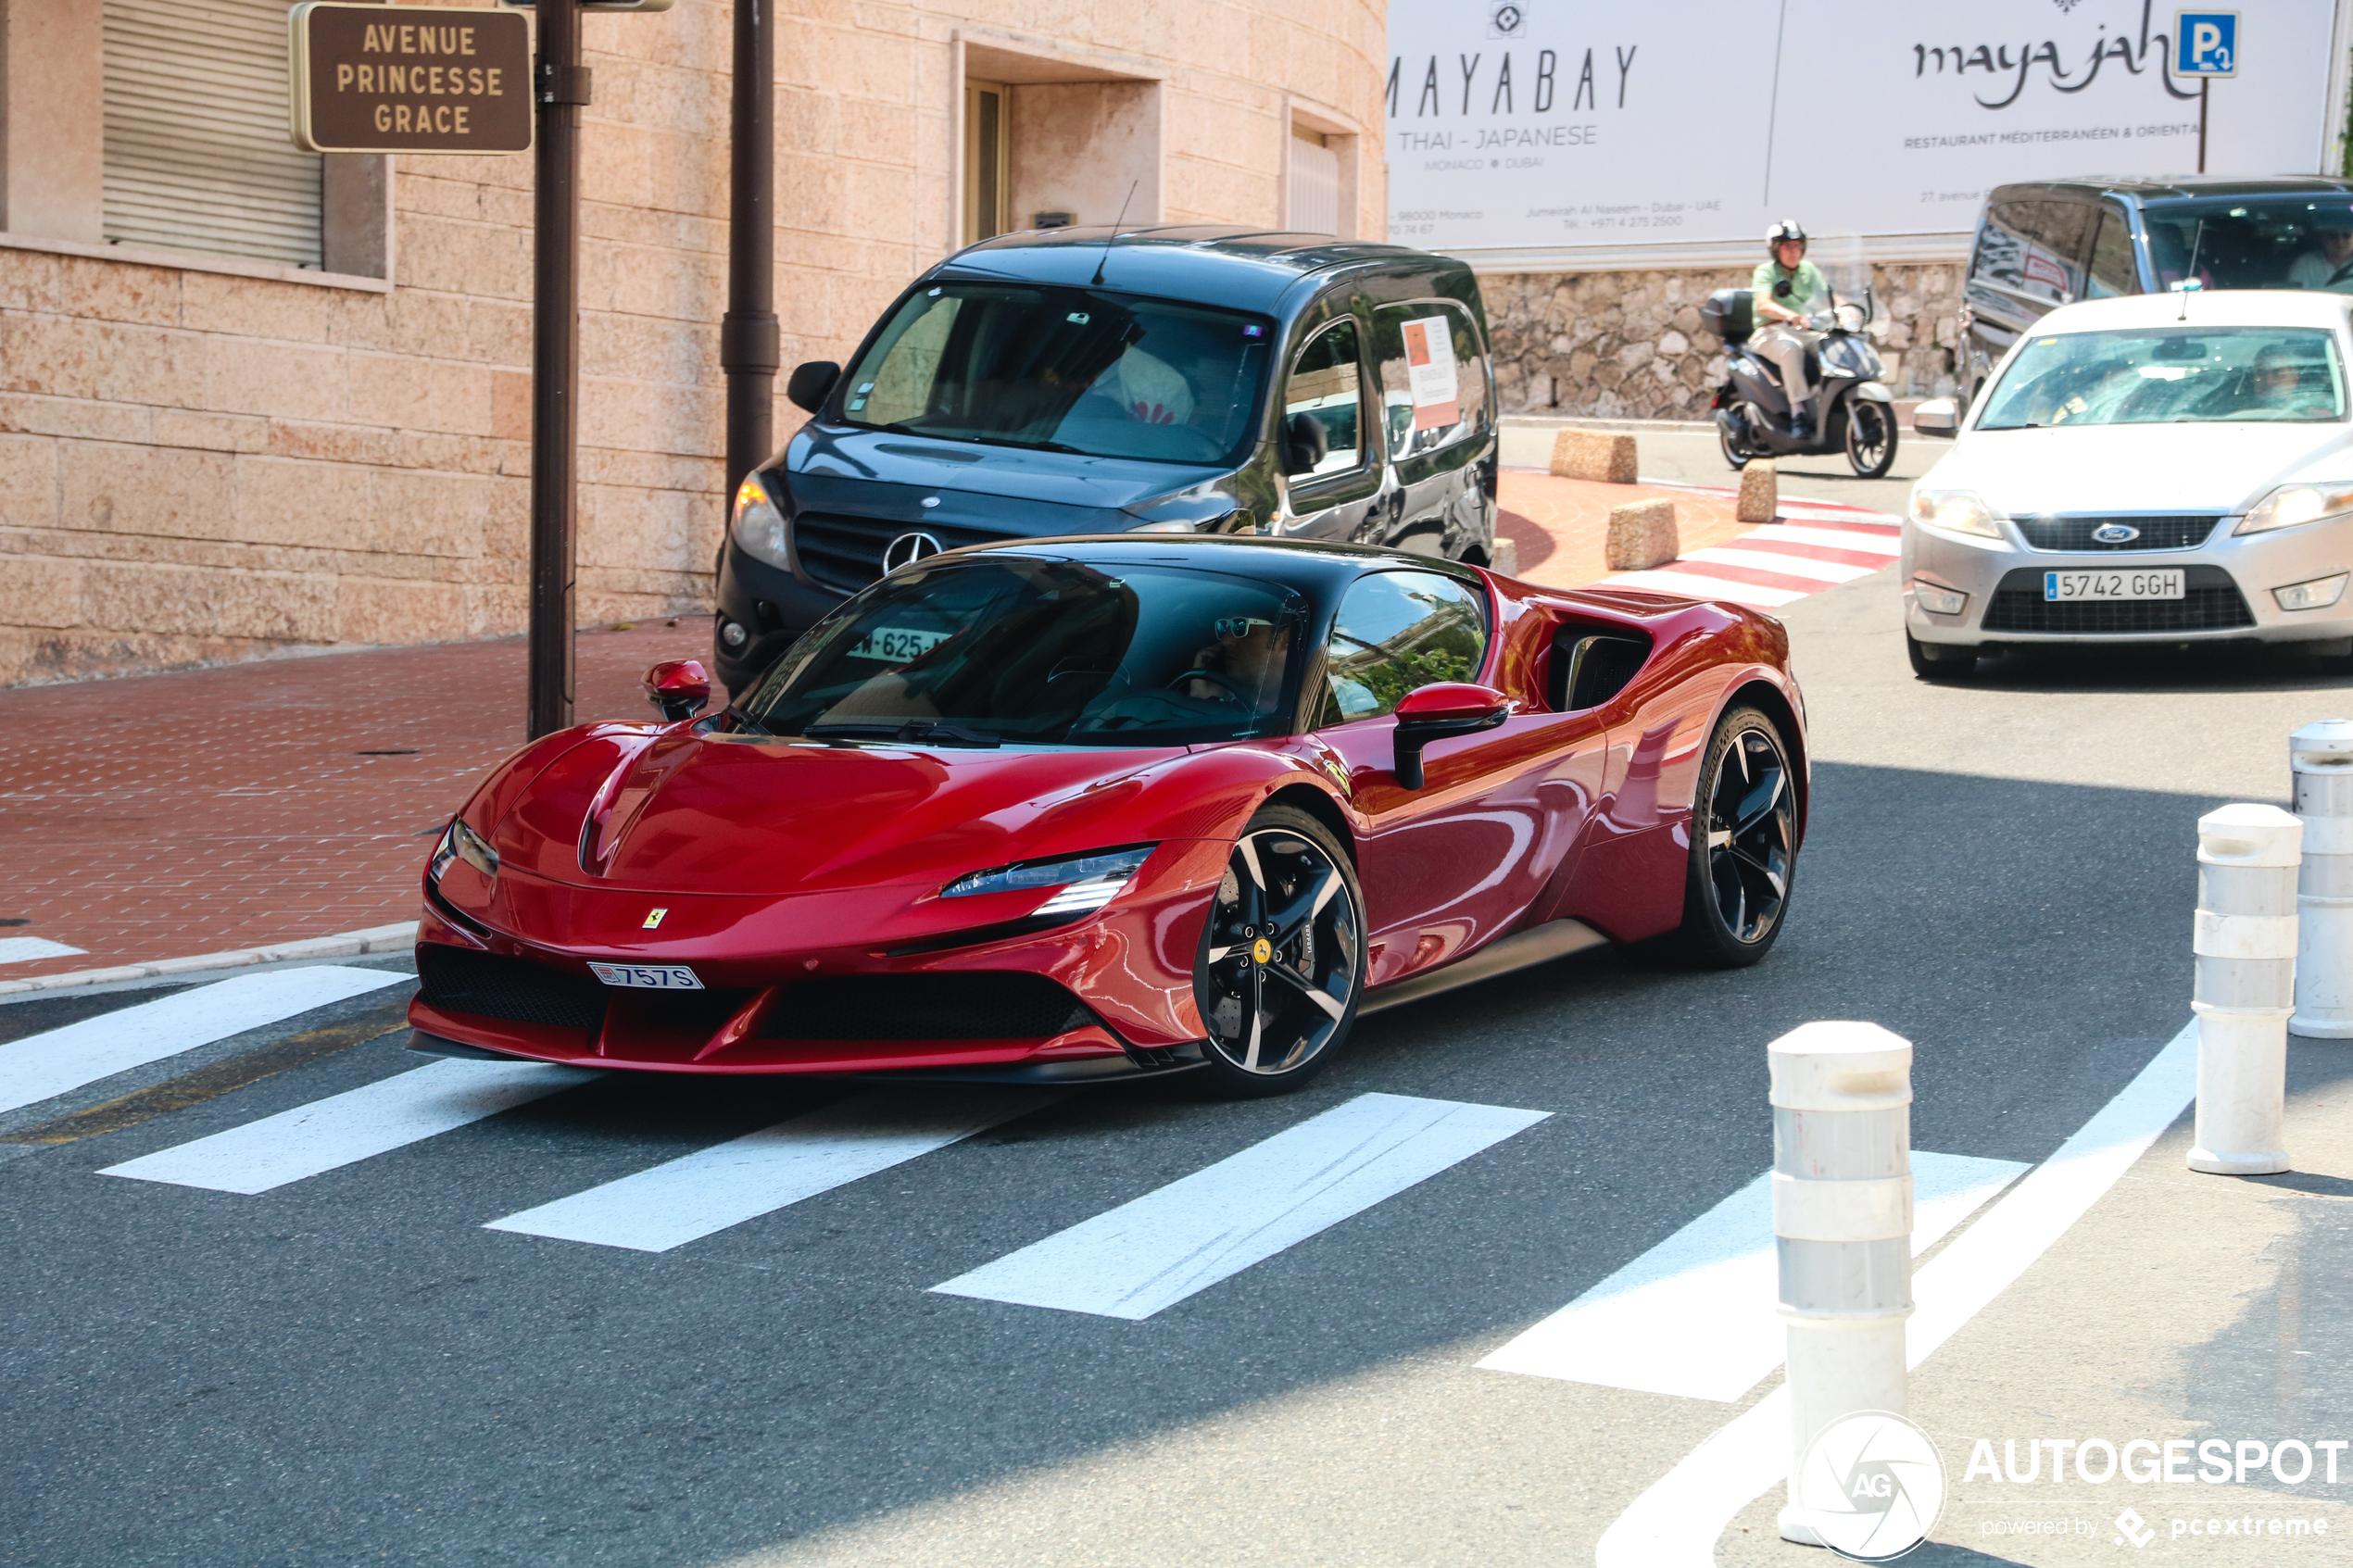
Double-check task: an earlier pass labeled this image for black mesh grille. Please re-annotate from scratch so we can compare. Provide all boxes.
[1982,566,2255,634]
[790,513,1014,593]
[761,972,1093,1040]
[416,947,608,1031]
[2011,514,2219,552]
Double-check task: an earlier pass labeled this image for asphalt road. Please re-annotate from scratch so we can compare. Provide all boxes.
[1498,419,1952,518]
[6,571,2351,1567]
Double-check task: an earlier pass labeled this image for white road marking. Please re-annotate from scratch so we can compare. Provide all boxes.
[0,966,409,1116]
[1593,1021,2198,1567]
[1602,571,1807,607]
[100,1059,598,1193]
[931,1091,1549,1320]
[1477,1150,2024,1399]
[1679,547,1881,584]
[484,1085,1068,1252]
[0,936,86,965]
[1744,523,1904,556]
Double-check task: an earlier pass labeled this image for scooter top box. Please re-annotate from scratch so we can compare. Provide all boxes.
[1702,289,1753,343]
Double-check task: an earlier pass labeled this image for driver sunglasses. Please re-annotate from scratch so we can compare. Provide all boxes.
[1213,616,1274,644]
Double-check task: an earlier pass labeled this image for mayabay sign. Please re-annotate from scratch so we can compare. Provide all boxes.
[288,3,534,155]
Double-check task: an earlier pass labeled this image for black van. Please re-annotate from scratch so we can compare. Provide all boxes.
[711,226,1498,689]
[1959,175,2353,407]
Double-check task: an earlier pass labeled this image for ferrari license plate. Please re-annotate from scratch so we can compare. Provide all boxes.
[2044,569,2183,602]
[849,625,952,664]
[589,961,704,990]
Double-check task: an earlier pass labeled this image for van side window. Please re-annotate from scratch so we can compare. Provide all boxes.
[1315,571,1488,726]
[1974,202,2090,305]
[1371,302,1491,459]
[1281,320,1366,479]
[2086,207,2138,298]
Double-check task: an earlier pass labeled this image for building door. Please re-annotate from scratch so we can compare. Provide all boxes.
[963,82,1010,245]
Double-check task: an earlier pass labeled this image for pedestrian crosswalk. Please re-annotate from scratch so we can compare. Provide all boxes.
[1602,499,1904,612]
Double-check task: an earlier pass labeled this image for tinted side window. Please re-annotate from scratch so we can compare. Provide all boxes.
[1973,201,2087,305]
[1316,571,1488,726]
[2086,207,2139,298]
[1371,301,1491,460]
[1282,320,1366,479]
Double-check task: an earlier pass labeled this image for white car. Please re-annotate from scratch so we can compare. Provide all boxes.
[1903,290,2353,677]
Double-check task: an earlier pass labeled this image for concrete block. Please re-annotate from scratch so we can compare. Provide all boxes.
[1738,458,1779,524]
[1605,497,1679,572]
[1550,427,1639,483]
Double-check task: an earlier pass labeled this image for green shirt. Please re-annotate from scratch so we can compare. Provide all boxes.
[1752,258,1829,320]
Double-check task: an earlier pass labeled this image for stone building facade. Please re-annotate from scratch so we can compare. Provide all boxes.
[0,0,1387,686]
[1480,261,1967,420]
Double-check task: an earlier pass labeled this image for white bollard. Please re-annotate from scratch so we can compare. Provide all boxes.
[2189,804,2301,1174]
[2291,721,2353,1037]
[1770,1020,1915,1546]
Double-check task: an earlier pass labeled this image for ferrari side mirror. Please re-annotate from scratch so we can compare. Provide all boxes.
[786,360,840,414]
[1392,682,1510,790]
[644,659,711,723]
[1280,411,1328,475]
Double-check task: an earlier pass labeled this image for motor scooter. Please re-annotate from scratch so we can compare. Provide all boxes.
[1701,288,1898,478]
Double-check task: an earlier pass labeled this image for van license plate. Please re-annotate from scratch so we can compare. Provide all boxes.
[2044,570,2184,602]
[588,962,704,990]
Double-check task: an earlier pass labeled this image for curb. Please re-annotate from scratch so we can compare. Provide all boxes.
[0,922,420,997]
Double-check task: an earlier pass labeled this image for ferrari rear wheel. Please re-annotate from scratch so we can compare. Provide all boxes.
[1191,806,1366,1098]
[1669,707,1799,968]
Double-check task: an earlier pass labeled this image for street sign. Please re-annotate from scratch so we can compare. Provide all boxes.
[288,3,534,155]
[2174,10,2238,76]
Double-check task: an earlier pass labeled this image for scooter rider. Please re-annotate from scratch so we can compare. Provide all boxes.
[1752,220,1831,436]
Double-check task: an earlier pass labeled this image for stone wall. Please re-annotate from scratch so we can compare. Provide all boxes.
[0,0,1388,686]
[1481,261,1967,420]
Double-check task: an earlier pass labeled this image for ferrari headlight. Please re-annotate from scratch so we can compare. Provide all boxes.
[1908,487,2003,540]
[941,846,1155,913]
[429,819,499,884]
[2236,483,2353,536]
[729,475,791,567]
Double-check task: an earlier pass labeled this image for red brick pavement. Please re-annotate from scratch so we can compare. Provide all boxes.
[1496,469,1757,591]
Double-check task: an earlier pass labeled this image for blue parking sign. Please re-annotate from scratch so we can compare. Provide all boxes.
[2175,10,2237,75]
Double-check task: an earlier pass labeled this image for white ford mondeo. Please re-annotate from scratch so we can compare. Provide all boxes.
[1903,290,2353,678]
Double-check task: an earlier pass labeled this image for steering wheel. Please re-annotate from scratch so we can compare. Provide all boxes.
[1166,667,1247,704]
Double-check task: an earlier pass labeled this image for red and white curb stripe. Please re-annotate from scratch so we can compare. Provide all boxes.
[1604,492,1901,610]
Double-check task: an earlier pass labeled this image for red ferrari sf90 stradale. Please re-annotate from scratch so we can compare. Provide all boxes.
[409,536,1806,1097]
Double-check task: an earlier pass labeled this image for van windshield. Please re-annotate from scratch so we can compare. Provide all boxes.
[1979,327,2347,429]
[835,283,1274,466]
[2145,198,2353,293]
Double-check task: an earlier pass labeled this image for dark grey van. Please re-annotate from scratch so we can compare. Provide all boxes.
[711,226,1498,689]
[1961,175,2353,405]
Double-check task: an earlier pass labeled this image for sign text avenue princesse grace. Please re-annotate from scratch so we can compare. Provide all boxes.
[289,3,533,156]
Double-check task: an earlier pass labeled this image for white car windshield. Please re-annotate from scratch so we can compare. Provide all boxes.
[1979,326,2347,430]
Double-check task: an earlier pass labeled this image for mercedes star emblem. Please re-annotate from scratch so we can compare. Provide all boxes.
[883,531,945,571]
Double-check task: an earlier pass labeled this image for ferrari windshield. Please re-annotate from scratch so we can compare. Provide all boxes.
[737,558,1304,746]
[1978,326,2347,429]
[836,283,1274,465]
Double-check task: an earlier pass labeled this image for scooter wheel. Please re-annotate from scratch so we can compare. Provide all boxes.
[1718,414,1751,470]
[1845,401,1897,479]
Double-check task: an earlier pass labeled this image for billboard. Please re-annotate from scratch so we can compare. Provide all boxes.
[1385,0,2345,263]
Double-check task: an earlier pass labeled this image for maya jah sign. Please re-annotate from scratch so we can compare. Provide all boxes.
[288,3,533,156]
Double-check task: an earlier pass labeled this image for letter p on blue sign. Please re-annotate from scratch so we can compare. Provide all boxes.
[2176,11,2238,76]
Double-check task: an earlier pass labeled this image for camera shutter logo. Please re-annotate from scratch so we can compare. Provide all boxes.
[1793,1410,1947,1562]
[2092,522,2142,544]
[1486,1,1526,39]
[883,532,945,572]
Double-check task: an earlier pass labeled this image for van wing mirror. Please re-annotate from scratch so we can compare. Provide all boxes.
[786,360,841,415]
[1392,682,1510,790]
[1912,398,1959,438]
[1280,411,1329,475]
[644,659,711,722]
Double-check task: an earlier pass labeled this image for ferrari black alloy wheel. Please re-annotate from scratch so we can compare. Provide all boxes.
[1845,399,1896,478]
[1191,805,1366,1097]
[1673,707,1798,967]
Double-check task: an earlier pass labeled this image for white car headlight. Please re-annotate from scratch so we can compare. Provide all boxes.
[2236,482,2353,536]
[1908,487,2003,540]
[730,475,791,567]
[941,846,1155,914]
[429,819,499,885]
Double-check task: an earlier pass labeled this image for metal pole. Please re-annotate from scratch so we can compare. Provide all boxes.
[724,0,779,499]
[528,0,587,739]
[2190,804,2300,1174]
[2198,77,2209,174]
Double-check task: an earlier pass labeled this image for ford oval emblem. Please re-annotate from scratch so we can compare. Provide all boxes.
[2091,522,2141,544]
[883,531,944,571]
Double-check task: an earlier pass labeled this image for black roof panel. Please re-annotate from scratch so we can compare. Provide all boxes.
[929,226,1439,315]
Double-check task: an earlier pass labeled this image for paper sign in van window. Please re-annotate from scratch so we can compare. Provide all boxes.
[1402,317,1461,430]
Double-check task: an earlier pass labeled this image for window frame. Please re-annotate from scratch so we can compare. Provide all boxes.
[1279,309,1381,511]
[1369,296,1491,481]
[1308,565,1494,732]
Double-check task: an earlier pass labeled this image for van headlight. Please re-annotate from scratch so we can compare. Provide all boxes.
[941,846,1155,914]
[2236,482,2353,536]
[429,819,499,885]
[1908,487,2003,540]
[730,475,791,567]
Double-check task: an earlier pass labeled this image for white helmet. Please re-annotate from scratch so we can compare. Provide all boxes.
[1765,220,1808,253]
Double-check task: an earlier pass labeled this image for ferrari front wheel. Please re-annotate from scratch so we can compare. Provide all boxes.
[1668,707,1799,968]
[1190,806,1366,1098]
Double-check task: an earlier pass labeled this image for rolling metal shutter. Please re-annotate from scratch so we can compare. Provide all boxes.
[1287,133,1340,236]
[103,0,323,268]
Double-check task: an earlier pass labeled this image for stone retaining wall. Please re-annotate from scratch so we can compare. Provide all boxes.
[1481,261,1966,420]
